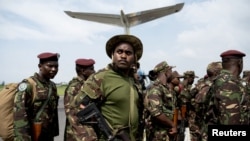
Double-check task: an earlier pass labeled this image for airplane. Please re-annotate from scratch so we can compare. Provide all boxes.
[64,3,184,34]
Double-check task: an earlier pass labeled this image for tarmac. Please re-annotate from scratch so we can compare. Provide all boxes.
[55,96,66,141]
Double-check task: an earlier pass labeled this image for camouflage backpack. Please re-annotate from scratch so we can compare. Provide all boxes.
[0,77,37,140]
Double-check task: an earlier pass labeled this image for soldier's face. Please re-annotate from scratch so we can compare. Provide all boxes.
[82,66,95,79]
[39,61,59,80]
[112,43,135,70]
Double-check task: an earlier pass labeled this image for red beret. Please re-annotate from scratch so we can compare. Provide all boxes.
[37,52,59,59]
[75,58,95,66]
[220,50,246,58]
[37,52,59,62]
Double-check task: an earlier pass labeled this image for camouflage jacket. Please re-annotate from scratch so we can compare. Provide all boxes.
[144,79,177,140]
[145,79,176,118]
[64,76,97,141]
[13,73,59,141]
[205,70,249,125]
[71,64,143,141]
[194,77,214,117]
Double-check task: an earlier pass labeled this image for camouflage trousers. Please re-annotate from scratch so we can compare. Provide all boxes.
[188,111,201,141]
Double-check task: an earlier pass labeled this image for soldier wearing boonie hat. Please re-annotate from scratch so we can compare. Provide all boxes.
[153,61,175,73]
[13,52,60,141]
[71,34,145,141]
[106,34,143,61]
[183,71,199,78]
[144,60,178,141]
[206,61,222,77]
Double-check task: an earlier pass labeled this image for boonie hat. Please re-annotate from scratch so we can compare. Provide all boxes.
[207,61,222,72]
[106,34,143,60]
[172,71,184,78]
[183,71,199,78]
[153,61,175,73]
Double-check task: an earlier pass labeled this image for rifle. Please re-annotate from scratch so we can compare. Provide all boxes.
[77,103,130,141]
[177,105,186,141]
[172,108,179,141]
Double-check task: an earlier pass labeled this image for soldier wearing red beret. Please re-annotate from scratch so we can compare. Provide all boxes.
[13,52,60,141]
[202,49,249,140]
[63,58,96,141]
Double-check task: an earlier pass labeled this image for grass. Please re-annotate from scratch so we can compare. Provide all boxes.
[0,85,67,96]
[57,85,67,96]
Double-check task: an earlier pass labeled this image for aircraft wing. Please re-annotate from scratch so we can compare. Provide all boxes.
[64,11,124,27]
[64,2,184,33]
[126,3,184,27]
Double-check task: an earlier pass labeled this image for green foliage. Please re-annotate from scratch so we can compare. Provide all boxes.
[0,85,3,91]
[57,85,67,96]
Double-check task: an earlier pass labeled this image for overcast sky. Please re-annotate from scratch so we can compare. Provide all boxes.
[0,0,249,84]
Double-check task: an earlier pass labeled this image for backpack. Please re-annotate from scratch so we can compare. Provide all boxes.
[0,77,37,140]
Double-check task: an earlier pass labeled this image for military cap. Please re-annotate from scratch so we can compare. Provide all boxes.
[75,58,95,66]
[207,61,222,72]
[37,52,59,63]
[220,50,246,58]
[172,71,184,78]
[153,61,175,73]
[106,34,143,60]
[183,71,199,78]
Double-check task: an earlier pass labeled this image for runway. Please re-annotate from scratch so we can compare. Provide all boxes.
[55,96,66,141]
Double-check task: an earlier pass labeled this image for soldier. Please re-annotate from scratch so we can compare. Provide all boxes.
[70,34,144,141]
[242,70,250,125]
[179,70,199,107]
[242,70,250,80]
[144,61,178,141]
[178,71,199,141]
[204,50,249,134]
[64,58,96,141]
[169,70,184,97]
[242,70,250,92]
[13,52,60,141]
[194,61,222,141]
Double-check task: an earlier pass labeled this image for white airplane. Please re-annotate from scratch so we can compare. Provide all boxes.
[64,3,184,34]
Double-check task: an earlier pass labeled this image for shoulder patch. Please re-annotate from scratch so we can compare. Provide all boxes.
[18,82,27,91]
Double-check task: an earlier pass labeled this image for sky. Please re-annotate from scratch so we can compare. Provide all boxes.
[0,0,250,84]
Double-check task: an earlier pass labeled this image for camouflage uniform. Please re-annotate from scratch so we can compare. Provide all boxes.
[69,34,144,141]
[71,64,143,141]
[179,71,199,141]
[205,69,249,124]
[144,61,177,141]
[64,76,97,141]
[13,73,59,141]
[242,70,250,95]
[63,58,96,141]
[241,70,250,125]
[203,50,249,140]
[179,71,198,106]
[194,62,222,141]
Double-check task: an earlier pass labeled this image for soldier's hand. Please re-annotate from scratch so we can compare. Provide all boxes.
[168,126,178,135]
[80,104,86,109]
